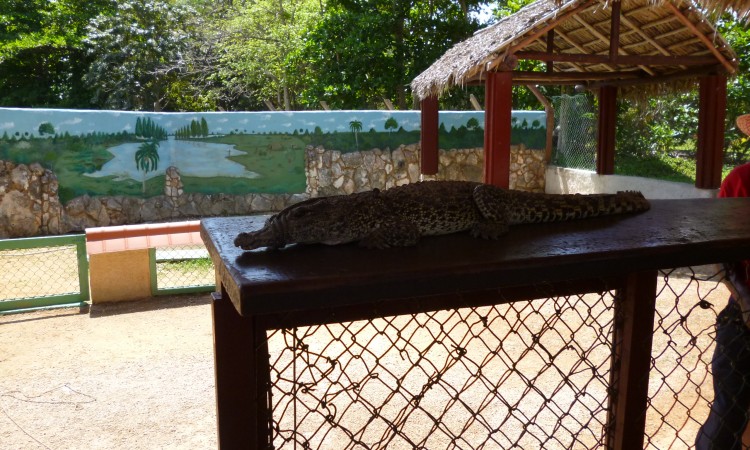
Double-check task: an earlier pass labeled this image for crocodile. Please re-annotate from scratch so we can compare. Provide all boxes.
[234,180,650,250]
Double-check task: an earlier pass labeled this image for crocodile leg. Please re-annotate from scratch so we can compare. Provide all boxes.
[358,219,421,249]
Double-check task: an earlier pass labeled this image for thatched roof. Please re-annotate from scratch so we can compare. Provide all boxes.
[411,0,738,100]
[695,0,750,19]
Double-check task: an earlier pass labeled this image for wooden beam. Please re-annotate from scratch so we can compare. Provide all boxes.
[546,29,555,73]
[597,85,617,175]
[512,70,641,82]
[609,0,621,61]
[572,15,656,76]
[606,271,658,450]
[587,64,724,88]
[515,51,719,66]
[469,94,482,111]
[420,96,440,176]
[532,36,586,72]
[696,75,727,189]
[526,84,555,162]
[639,14,678,31]
[546,27,616,71]
[664,2,737,74]
[484,71,513,188]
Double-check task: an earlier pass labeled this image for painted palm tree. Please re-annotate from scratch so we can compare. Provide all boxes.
[349,120,363,150]
[135,140,160,195]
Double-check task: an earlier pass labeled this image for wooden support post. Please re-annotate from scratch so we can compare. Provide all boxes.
[606,271,658,450]
[696,75,727,189]
[597,85,617,175]
[420,96,440,176]
[484,71,513,188]
[212,288,271,449]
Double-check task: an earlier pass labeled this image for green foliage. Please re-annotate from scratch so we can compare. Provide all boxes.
[215,0,321,111]
[83,0,195,110]
[291,0,483,109]
[0,0,114,107]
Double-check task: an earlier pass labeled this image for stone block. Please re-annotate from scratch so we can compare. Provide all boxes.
[89,249,152,303]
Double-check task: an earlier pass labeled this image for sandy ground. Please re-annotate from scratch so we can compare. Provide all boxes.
[0,295,217,450]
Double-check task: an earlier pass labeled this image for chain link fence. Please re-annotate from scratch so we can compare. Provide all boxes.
[1,235,214,311]
[0,235,88,312]
[259,266,749,449]
[151,244,215,294]
[551,94,598,171]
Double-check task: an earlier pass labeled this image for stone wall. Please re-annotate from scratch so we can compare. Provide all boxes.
[0,145,546,238]
[0,162,304,238]
[0,161,64,237]
[305,144,546,196]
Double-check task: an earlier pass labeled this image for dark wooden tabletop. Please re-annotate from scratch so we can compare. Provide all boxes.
[201,198,750,316]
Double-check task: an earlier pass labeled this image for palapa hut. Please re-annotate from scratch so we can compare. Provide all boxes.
[411,0,738,189]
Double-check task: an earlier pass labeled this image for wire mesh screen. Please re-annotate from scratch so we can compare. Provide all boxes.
[257,266,750,449]
[267,292,617,449]
[0,244,80,301]
[646,266,745,449]
[551,94,598,171]
[153,244,215,291]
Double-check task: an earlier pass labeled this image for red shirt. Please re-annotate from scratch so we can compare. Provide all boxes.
[719,162,750,290]
[719,162,750,198]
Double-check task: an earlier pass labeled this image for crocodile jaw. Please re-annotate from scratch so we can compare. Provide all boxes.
[234,225,285,250]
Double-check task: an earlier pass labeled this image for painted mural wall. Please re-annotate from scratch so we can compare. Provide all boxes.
[0,108,546,203]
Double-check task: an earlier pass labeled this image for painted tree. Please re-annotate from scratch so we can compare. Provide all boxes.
[38,123,55,136]
[200,117,209,136]
[134,141,160,194]
[384,117,398,134]
[349,120,363,150]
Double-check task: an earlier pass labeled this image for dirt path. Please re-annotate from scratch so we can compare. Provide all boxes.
[0,295,217,450]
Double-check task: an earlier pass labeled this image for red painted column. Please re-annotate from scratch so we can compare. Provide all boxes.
[696,75,727,189]
[484,71,513,188]
[420,96,440,176]
[597,85,617,175]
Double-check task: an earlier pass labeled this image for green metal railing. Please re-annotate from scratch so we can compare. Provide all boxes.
[0,234,89,313]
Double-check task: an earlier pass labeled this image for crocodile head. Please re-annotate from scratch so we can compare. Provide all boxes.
[234,192,380,250]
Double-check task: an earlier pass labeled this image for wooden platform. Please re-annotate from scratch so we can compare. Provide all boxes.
[201,197,750,449]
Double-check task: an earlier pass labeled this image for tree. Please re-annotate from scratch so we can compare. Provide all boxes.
[291,0,483,110]
[215,0,322,110]
[135,141,160,194]
[83,0,195,110]
[349,120,363,149]
[0,0,115,107]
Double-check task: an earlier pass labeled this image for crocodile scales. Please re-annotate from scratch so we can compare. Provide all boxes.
[234,181,650,250]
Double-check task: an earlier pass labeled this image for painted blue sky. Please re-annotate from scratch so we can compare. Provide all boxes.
[0,108,546,138]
